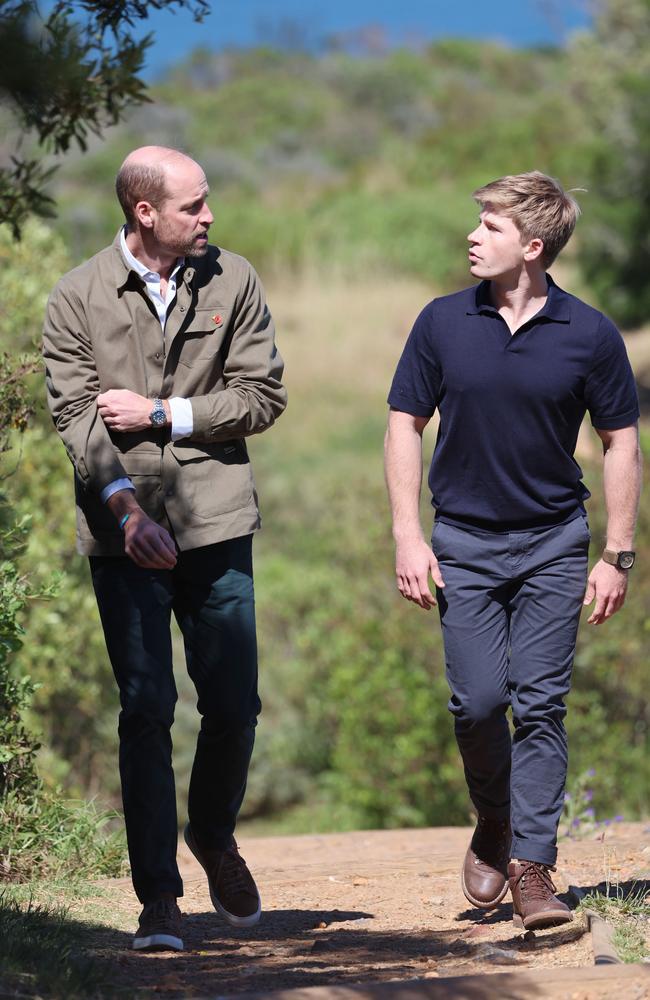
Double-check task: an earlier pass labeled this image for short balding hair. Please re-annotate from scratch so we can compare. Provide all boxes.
[115,160,169,228]
[473,171,582,268]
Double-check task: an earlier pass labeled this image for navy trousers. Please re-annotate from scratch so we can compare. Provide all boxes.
[432,516,590,866]
[90,534,260,903]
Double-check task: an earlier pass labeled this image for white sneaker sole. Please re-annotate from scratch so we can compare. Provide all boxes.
[132,932,184,951]
[210,889,262,928]
[184,824,262,928]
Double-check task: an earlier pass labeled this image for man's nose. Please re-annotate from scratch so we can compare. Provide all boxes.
[201,203,214,226]
[468,228,480,244]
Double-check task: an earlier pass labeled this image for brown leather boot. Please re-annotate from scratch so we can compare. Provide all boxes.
[508,860,573,930]
[461,815,510,909]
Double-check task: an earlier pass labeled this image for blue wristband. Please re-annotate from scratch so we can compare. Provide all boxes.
[119,513,131,530]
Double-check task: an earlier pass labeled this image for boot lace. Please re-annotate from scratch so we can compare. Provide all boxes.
[219,841,256,897]
[142,898,179,930]
[516,862,558,901]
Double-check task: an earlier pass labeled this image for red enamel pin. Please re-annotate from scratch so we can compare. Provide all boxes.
[212,314,223,326]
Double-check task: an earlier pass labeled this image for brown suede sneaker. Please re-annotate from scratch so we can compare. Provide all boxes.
[461,815,511,909]
[508,860,573,930]
[132,897,183,951]
[184,823,261,927]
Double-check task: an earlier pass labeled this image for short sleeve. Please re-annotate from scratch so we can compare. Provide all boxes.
[585,315,640,430]
[387,303,441,417]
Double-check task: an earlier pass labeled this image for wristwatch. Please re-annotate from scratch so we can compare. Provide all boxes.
[602,549,636,570]
[149,398,167,428]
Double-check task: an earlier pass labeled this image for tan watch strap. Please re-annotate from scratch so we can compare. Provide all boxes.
[602,549,635,569]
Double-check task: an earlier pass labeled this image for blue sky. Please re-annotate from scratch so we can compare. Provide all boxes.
[134,0,592,78]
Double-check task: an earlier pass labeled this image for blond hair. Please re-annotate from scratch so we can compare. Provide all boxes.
[472,171,581,268]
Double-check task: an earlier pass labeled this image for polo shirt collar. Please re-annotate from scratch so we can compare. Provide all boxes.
[467,275,571,323]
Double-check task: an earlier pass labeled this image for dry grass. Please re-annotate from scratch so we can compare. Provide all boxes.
[267,273,431,397]
[265,274,649,464]
[264,274,440,463]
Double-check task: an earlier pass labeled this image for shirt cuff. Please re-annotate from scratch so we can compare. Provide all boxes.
[100,478,135,504]
[169,396,194,441]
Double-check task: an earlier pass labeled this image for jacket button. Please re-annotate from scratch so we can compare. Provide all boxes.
[179,305,185,312]
[155,352,161,360]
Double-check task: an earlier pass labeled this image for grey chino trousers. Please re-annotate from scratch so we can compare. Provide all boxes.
[432,515,590,866]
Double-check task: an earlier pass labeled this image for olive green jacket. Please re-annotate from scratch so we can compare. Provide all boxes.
[43,233,286,555]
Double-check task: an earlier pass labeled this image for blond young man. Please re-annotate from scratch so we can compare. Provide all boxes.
[385,172,641,929]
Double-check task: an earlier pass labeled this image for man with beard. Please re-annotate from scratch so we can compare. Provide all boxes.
[43,146,287,951]
[385,171,640,930]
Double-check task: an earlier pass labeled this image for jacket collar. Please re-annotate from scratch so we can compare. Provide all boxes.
[111,229,195,290]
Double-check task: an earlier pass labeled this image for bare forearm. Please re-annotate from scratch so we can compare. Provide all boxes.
[384,409,443,609]
[384,412,426,543]
[602,433,642,550]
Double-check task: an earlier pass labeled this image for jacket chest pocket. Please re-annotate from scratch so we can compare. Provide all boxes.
[178,307,232,366]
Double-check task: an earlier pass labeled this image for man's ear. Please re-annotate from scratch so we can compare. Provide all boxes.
[134,200,156,230]
[524,237,544,262]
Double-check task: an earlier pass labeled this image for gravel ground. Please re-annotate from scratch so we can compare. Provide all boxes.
[76,822,650,998]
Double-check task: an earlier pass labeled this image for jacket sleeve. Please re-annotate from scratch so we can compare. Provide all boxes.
[43,280,128,494]
[189,264,287,442]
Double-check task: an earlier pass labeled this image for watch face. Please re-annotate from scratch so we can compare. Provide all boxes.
[151,408,166,427]
[619,551,635,570]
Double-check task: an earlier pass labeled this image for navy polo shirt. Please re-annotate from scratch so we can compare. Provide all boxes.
[388,277,639,531]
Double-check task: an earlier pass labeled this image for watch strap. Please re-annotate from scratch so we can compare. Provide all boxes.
[150,397,167,427]
[603,548,635,569]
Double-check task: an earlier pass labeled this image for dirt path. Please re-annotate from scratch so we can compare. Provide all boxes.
[92,327,648,998]
[69,822,650,998]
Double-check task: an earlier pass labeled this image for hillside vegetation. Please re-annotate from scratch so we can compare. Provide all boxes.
[51,1,650,327]
[1,0,649,841]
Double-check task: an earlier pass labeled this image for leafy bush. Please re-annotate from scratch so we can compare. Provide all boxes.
[569,0,650,326]
[11,427,119,797]
[0,790,126,882]
[0,510,40,806]
[0,222,128,883]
